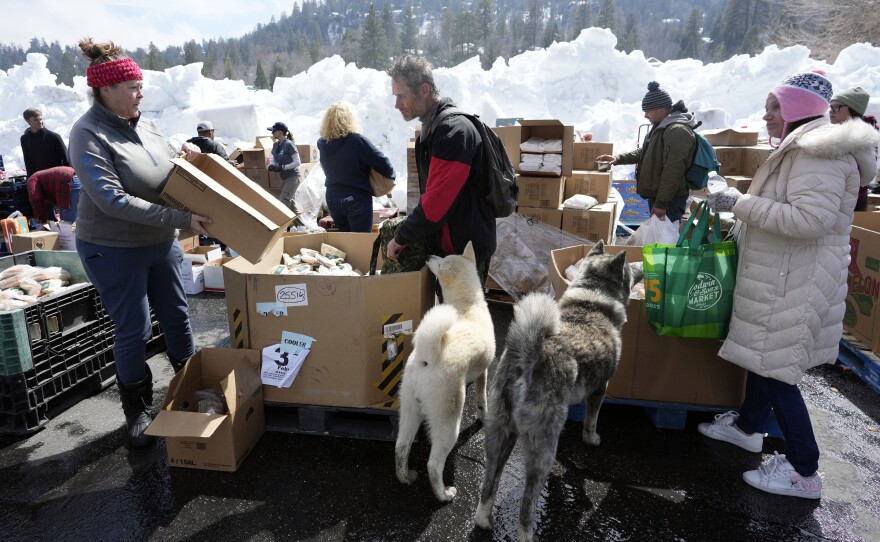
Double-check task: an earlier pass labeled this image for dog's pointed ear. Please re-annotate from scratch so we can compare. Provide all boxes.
[628,261,644,285]
[609,249,626,276]
[463,241,476,263]
[587,240,605,256]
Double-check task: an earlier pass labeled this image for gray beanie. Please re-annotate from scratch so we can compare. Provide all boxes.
[831,87,870,116]
[642,81,673,111]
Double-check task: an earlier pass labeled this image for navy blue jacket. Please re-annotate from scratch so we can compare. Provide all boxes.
[395,98,496,262]
[318,133,395,196]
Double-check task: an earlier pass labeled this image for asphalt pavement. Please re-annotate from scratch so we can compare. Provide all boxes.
[1,292,879,542]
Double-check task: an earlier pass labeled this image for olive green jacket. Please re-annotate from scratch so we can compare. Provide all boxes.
[615,111,696,210]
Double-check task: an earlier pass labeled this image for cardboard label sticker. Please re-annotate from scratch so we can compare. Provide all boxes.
[275,284,308,307]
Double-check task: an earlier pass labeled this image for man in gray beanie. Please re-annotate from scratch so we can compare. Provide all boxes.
[597,81,698,223]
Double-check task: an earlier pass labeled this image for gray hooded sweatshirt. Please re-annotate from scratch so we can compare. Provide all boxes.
[68,102,191,247]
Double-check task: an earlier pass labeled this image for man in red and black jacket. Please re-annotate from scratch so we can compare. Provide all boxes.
[386,55,496,285]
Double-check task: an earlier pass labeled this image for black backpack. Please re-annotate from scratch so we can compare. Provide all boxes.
[434,108,518,218]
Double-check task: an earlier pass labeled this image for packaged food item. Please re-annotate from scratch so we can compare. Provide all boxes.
[195,388,226,415]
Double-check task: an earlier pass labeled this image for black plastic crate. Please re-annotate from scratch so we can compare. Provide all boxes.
[0,346,116,435]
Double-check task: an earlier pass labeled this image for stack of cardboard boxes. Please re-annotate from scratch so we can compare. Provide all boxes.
[700,128,772,193]
[494,120,618,244]
[237,137,321,198]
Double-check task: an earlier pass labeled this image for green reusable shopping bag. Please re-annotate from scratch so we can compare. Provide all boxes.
[642,200,737,338]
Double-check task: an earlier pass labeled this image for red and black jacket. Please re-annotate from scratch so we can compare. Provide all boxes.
[394,98,496,262]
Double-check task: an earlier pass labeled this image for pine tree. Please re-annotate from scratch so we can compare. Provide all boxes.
[569,2,592,41]
[526,0,542,50]
[716,0,752,55]
[57,50,78,87]
[677,9,704,59]
[183,40,202,65]
[400,3,419,54]
[359,4,389,70]
[596,0,617,33]
[147,43,164,71]
[202,42,217,78]
[382,1,399,58]
[541,21,559,48]
[270,58,285,90]
[739,26,762,56]
[224,54,235,80]
[254,59,269,89]
[620,12,639,53]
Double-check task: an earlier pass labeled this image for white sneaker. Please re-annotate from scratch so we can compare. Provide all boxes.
[697,411,764,453]
[743,452,822,499]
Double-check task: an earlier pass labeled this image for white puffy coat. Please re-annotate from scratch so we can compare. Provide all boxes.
[719,118,880,385]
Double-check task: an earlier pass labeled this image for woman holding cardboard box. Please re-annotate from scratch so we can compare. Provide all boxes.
[318,101,396,232]
[700,71,880,499]
[68,38,212,448]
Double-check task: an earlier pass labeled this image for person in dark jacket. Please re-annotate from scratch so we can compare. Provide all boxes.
[318,101,396,232]
[386,54,496,285]
[186,121,233,164]
[20,108,69,178]
[267,121,301,215]
[597,81,697,223]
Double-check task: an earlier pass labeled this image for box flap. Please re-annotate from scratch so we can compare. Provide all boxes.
[144,410,227,438]
[221,357,263,411]
[517,119,564,127]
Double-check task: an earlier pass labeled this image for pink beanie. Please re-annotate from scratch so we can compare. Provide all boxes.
[770,71,833,124]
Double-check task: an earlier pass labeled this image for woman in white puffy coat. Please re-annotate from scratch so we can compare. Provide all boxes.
[700,71,880,500]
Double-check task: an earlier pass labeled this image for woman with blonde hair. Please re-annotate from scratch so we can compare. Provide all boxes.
[68,38,211,448]
[318,101,396,232]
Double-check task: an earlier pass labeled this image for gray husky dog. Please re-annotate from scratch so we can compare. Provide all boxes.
[474,241,642,541]
[395,242,495,502]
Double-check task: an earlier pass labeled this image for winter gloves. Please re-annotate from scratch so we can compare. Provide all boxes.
[267,164,282,172]
[707,187,743,212]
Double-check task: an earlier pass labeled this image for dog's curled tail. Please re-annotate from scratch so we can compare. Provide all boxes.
[413,304,459,362]
[506,292,561,362]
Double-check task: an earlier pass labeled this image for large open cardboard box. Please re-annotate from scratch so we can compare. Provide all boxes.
[223,232,435,407]
[494,119,574,178]
[145,348,265,472]
[550,244,746,406]
[161,153,294,263]
[845,212,880,354]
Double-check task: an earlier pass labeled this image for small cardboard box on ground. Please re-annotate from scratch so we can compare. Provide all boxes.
[11,231,58,253]
[203,256,235,291]
[550,245,746,406]
[564,170,612,202]
[561,202,616,243]
[572,142,614,170]
[161,153,294,264]
[517,176,565,208]
[516,206,563,229]
[844,212,880,354]
[700,128,759,147]
[145,348,265,472]
[223,232,435,408]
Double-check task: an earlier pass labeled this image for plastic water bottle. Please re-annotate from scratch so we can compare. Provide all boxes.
[707,174,727,193]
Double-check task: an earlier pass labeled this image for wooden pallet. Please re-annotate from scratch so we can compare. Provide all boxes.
[569,397,782,438]
[264,402,400,441]
[838,333,880,396]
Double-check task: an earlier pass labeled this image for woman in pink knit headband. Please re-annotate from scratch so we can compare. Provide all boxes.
[68,38,211,449]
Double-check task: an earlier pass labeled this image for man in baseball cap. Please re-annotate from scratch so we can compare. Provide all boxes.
[187,120,233,164]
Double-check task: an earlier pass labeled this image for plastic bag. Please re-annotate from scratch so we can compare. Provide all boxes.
[627,215,679,246]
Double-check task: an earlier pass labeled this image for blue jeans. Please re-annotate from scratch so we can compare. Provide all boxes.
[326,190,373,232]
[76,238,194,384]
[736,371,820,476]
[59,175,80,222]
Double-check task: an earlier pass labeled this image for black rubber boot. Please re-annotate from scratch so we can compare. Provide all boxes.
[117,365,155,448]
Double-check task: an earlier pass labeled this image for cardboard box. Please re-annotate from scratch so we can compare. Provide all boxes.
[564,170,612,202]
[299,162,318,180]
[46,221,75,250]
[550,245,746,406]
[11,231,58,253]
[714,146,745,176]
[845,212,880,353]
[145,348,265,472]
[241,147,270,169]
[495,120,574,178]
[244,167,270,189]
[161,153,294,264]
[222,232,435,407]
[572,142,614,170]
[267,170,282,189]
[725,175,752,193]
[296,144,320,163]
[517,176,565,208]
[204,256,235,291]
[177,229,200,252]
[561,202,616,243]
[180,259,205,295]
[701,128,759,147]
[516,206,563,229]
[741,145,772,177]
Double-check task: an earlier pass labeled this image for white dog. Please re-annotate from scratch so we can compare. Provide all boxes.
[394,242,495,502]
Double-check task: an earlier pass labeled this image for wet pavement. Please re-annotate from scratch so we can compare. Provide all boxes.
[2,292,880,542]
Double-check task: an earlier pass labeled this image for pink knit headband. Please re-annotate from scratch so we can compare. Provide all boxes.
[86,58,143,88]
